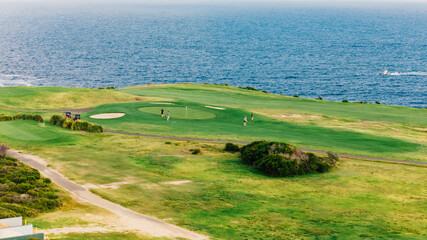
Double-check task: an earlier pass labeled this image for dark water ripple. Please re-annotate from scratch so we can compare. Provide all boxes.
[0,3,426,108]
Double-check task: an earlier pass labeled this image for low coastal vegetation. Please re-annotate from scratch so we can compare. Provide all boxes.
[0,145,63,218]
[98,86,116,89]
[50,115,103,133]
[0,113,43,122]
[240,141,338,177]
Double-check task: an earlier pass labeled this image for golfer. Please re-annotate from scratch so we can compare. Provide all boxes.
[243,116,247,126]
[251,113,254,122]
[167,111,170,121]
[161,108,164,117]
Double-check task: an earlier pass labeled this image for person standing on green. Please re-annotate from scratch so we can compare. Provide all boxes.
[167,111,170,121]
[243,116,247,126]
[161,108,164,117]
[251,113,254,122]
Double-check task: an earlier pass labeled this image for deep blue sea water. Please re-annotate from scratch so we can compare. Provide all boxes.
[0,2,426,108]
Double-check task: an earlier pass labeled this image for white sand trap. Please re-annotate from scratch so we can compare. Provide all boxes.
[205,106,225,110]
[90,113,125,119]
[151,102,174,105]
[163,180,192,185]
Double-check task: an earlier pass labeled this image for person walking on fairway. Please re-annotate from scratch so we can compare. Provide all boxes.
[251,113,254,122]
[161,108,164,117]
[167,111,170,121]
[243,116,247,126]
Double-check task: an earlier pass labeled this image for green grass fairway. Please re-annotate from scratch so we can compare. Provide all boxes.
[139,106,216,119]
[0,121,74,146]
[82,101,421,161]
[119,84,427,126]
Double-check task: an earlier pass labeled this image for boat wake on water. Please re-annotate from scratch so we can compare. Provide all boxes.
[379,70,427,76]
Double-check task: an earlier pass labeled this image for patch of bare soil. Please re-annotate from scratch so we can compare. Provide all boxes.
[163,180,192,185]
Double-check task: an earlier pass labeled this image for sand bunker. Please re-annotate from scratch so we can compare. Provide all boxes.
[150,102,174,105]
[90,113,125,119]
[205,106,225,110]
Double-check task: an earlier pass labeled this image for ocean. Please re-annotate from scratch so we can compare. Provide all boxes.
[0,2,426,108]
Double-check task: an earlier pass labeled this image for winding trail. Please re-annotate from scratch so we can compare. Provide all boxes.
[7,150,209,240]
[105,130,427,166]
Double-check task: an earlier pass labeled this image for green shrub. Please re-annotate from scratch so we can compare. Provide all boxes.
[1,114,43,122]
[56,116,66,127]
[87,124,103,133]
[0,115,13,121]
[245,86,259,91]
[43,178,52,184]
[240,141,338,177]
[106,86,115,89]
[224,143,240,153]
[71,120,90,131]
[49,115,62,125]
[240,141,295,165]
[62,119,74,129]
[191,148,202,155]
[342,99,349,103]
[0,155,63,217]
[293,95,299,97]
[12,113,43,122]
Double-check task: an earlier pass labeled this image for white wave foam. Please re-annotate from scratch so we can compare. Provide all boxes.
[0,74,35,87]
[388,72,427,76]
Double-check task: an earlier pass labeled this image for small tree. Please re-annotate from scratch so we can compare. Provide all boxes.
[0,144,9,158]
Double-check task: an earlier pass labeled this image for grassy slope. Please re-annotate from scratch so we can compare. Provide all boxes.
[2,129,423,240]
[0,87,138,109]
[120,84,427,126]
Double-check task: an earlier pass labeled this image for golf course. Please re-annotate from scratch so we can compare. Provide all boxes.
[0,84,426,239]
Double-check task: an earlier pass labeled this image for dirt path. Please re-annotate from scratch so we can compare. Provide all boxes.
[7,150,209,240]
[105,130,427,166]
[0,106,93,114]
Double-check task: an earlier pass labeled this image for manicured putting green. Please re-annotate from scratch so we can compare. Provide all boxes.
[138,106,216,120]
[0,121,64,141]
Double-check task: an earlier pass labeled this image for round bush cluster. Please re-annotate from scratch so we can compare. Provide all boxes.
[239,141,338,177]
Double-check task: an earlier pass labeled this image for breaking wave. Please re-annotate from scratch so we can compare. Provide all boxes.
[0,74,35,87]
